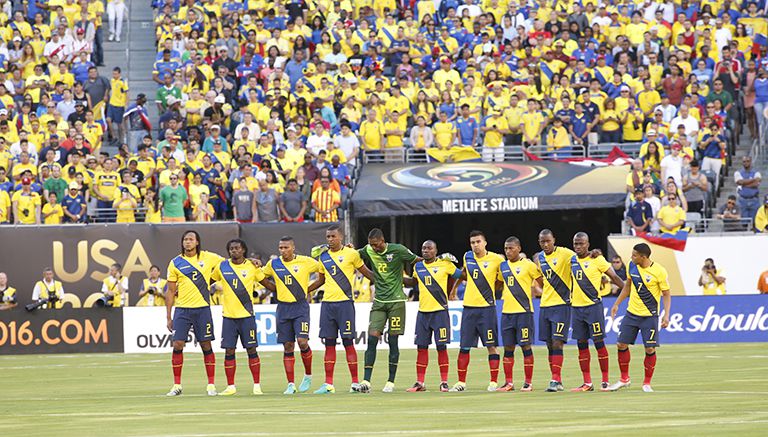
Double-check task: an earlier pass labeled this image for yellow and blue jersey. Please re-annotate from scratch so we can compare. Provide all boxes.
[626,261,670,317]
[166,250,224,308]
[537,246,576,307]
[319,247,363,302]
[211,259,266,319]
[497,258,541,314]
[413,259,460,313]
[262,255,322,303]
[462,251,504,308]
[571,255,611,307]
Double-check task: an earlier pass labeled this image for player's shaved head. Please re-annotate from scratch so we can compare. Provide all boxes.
[327,224,343,235]
[368,228,384,240]
[504,236,521,246]
[279,236,294,243]
[539,228,554,238]
[421,240,437,261]
[574,232,589,241]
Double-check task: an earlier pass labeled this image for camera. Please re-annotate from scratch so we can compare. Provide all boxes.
[22,208,30,216]
[94,294,113,307]
[147,286,157,295]
[25,293,58,311]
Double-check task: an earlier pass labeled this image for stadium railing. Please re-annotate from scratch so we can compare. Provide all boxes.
[526,144,586,159]
[620,217,754,235]
[89,207,149,223]
[588,142,642,158]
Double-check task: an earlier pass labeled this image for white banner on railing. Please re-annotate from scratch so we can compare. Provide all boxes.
[122,303,465,353]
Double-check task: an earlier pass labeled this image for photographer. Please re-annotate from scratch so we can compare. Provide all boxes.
[136,265,167,307]
[698,258,727,295]
[31,268,65,309]
[0,272,17,310]
[100,263,128,307]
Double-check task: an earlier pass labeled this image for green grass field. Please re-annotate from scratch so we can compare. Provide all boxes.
[2,344,766,436]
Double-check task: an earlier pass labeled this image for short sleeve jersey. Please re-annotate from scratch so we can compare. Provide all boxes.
[498,258,541,314]
[571,255,612,307]
[412,259,460,312]
[166,250,224,308]
[319,247,364,302]
[626,261,670,317]
[262,255,322,303]
[537,246,576,307]
[462,250,504,308]
[211,259,266,318]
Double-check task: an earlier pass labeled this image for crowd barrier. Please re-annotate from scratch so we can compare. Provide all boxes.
[2,296,765,355]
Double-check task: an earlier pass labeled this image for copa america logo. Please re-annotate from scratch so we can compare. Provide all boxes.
[382,163,548,193]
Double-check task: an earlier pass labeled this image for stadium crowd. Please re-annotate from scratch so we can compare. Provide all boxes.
[0,0,767,226]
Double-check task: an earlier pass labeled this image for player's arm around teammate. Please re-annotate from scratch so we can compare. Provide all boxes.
[608,243,672,393]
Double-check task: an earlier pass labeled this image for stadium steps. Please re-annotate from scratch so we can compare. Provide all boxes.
[100,2,158,155]
[714,131,762,208]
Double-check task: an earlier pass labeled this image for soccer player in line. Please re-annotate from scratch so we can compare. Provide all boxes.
[534,229,576,392]
[495,237,541,392]
[211,239,275,396]
[608,243,671,393]
[402,240,461,392]
[312,225,375,394]
[357,228,419,393]
[449,230,505,392]
[262,236,324,394]
[166,230,224,397]
[569,232,625,392]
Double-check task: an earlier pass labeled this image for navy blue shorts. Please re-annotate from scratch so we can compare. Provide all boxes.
[571,302,606,341]
[460,306,498,348]
[276,300,310,343]
[172,307,214,342]
[221,316,258,349]
[319,300,356,339]
[618,312,660,348]
[107,105,124,121]
[415,310,451,347]
[501,312,535,346]
[538,304,571,343]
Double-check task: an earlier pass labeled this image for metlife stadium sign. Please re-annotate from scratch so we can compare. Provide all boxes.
[119,296,768,355]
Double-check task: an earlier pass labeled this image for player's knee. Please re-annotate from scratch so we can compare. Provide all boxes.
[577,341,589,350]
[459,348,471,355]
[246,347,258,357]
[552,340,564,350]
[283,341,295,352]
[324,338,337,347]
[593,340,606,350]
[645,347,656,355]
[417,345,428,350]
[341,338,354,347]
[436,345,447,352]
[199,341,212,352]
[172,340,185,351]
[486,346,497,355]
[368,329,382,337]
[297,339,310,350]
[616,342,628,350]
[225,348,236,356]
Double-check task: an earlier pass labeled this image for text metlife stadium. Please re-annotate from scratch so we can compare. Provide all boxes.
[442,197,539,213]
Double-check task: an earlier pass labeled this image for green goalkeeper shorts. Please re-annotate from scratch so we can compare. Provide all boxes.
[368,300,406,335]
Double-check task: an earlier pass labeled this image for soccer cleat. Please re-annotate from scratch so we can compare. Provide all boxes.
[252,384,263,395]
[166,384,183,396]
[314,383,335,394]
[570,383,594,392]
[219,385,237,396]
[600,382,610,392]
[359,380,371,393]
[642,385,654,393]
[108,34,114,41]
[556,382,564,392]
[298,375,312,393]
[448,382,466,392]
[520,382,533,392]
[487,381,498,392]
[607,380,631,392]
[406,382,426,392]
[382,381,395,393]
[206,384,218,396]
[349,383,361,393]
[439,382,450,392]
[545,380,559,392]
[496,382,515,392]
[283,383,297,395]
